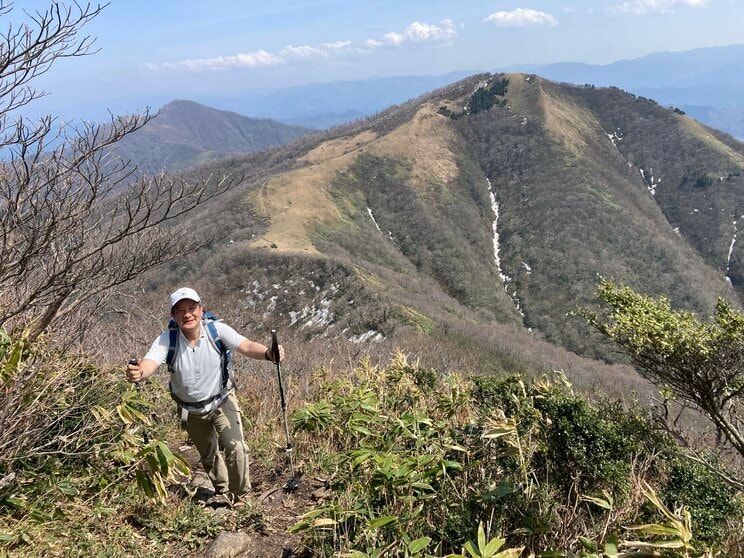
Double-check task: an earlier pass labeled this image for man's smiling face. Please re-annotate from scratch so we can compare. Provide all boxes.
[172,298,203,336]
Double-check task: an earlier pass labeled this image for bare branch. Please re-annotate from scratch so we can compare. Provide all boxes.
[0,3,239,341]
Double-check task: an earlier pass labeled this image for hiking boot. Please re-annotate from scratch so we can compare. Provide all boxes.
[227,492,252,509]
[205,493,231,508]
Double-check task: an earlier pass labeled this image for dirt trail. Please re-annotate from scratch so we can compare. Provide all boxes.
[178,445,325,558]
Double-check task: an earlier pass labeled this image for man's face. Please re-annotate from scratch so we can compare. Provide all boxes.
[171,299,203,333]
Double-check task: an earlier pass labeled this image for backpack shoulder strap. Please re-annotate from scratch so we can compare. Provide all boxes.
[203,312,226,353]
[166,318,178,370]
[202,313,235,390]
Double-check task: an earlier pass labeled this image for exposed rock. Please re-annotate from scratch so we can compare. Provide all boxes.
[201,532,252,558]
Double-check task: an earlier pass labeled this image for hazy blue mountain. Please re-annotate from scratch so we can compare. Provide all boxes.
[114,100,313,173]
[200,71,476,128]
[505,45,744,138]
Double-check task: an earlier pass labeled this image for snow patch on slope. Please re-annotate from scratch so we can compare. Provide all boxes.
[487,178,524,317]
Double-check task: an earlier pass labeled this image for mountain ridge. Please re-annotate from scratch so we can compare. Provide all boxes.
[510,44,744,138]
[114,99,314,174]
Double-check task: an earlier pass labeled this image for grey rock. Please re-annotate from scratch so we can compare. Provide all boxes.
[201,532,252,558]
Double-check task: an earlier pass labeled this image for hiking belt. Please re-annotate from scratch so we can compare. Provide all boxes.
[171,388,231,428]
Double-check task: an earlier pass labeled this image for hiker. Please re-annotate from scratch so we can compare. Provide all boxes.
[126,287,285,504]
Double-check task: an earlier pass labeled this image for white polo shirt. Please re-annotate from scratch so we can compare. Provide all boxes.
[145,320,247,408]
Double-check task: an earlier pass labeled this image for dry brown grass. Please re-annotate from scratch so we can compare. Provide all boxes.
[677,115,744,169]
[541,87,605,155]
[247,102,461,253]
[503,73,605,156]
[370,102,459,188]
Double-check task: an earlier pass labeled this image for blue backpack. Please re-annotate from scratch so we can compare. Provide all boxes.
[166,311,234,409]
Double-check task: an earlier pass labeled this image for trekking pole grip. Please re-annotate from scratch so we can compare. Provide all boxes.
[271,329,280,363]
[129,358,141,390]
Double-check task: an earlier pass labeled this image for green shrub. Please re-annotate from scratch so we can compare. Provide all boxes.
[292,359,742,556]
[662,457,743,548]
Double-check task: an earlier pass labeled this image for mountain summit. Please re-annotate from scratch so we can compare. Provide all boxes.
[115,100,313,173]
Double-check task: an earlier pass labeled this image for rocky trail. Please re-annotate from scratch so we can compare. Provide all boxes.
[177,445,326,558]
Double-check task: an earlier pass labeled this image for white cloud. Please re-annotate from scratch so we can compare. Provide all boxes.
[611,0,708,14]
[484,8,558,27]
[383,19,458,46]
[383,31,405,45]
[280,45,328,60]
[147,19,458,72]
[364,38,384,49]
[320,40,353,51]
[155,49,284,71]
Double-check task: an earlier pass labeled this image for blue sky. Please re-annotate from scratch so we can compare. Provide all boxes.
[17,0,744,118]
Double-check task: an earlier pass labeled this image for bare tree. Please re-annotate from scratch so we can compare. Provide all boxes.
[0,2,236,341]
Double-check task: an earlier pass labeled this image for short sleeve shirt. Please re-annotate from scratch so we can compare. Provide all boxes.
[145,320,247,404]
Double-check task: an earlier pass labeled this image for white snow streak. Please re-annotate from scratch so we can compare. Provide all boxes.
[349,329,385,343]
[607,128,623,147]
[726,215,744,282]
[486,178,524,317]
[367,207,382,232]
[639,167,661,195]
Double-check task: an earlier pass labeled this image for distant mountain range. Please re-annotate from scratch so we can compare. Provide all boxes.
[114,100,313,174]
[509,44,744,139]
[88,45,744,177]
[142,45,744,139]
[199,71,476,129]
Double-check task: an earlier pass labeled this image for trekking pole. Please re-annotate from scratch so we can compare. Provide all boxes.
[271,329,299,492]
[129,358,149,444]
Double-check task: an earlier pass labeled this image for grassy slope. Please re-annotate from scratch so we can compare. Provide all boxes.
[455,74,737,357]
[563,83,744,291]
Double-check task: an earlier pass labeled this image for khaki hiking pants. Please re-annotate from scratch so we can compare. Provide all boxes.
[184,392,250,498]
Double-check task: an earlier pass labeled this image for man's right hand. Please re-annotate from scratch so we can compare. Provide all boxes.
[126,359,142,383]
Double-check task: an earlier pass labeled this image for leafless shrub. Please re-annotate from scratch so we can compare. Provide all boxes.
[0,2,238,342]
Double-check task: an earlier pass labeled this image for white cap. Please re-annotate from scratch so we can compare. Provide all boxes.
[169,287,201,309]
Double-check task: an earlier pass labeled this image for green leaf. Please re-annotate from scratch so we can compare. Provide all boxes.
[152,472,168,501]
[136,470,155,499]
[441,459,462,471]
[4,497,25,509]
[57,481,79,496]
[581,494,612,510]
[0,532,15,542]
[463,540,480,558]
[29,507,48,521]
[172,453,191,476]
[351,450,373,469]
[483,537,506,557]
[603,534,619,556]
[578,536,598,552]
[367,515,398,529]
[408,537,431,554]
[477,522,487,553]
[155,442,173,475]
[624,524,680,536]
